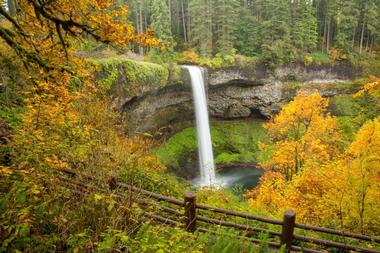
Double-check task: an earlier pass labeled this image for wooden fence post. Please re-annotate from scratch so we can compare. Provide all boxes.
[184,192,197,232]
[281,210,296,252]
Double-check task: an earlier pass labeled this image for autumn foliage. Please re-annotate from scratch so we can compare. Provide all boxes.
[259,92,342,180]
[0,1,176,251]
[247,91,380,235]
[0,0,161,172]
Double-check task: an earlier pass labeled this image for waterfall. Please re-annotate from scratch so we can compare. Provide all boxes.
[184,66,216,186]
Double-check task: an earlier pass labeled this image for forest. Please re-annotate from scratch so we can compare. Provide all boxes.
[0,0,379,252]
[123,0,380,63]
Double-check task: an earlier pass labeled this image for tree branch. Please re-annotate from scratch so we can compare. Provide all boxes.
[0,6,24,34]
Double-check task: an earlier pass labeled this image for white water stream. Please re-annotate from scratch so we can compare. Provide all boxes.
[184,66,216,186]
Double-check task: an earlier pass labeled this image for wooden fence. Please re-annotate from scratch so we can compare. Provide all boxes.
[59,168,380,253]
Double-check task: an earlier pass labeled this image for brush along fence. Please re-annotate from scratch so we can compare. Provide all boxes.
[59,168,380,253]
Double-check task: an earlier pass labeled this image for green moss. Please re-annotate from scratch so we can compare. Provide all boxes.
[155,127,197,169]
[89,57,169,93]
[155,120,267,170]
[214,153,241,165]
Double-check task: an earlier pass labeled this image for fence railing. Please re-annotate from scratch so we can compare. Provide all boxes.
[59,168,380,253]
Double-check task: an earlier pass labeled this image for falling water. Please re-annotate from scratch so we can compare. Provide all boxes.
[184,66,216,186]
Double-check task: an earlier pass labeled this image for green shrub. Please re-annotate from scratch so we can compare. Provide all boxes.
[308,51,331,65]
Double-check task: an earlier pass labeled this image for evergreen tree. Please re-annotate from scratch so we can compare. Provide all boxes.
[235,2,260,56]
[188,0,213,56]
[121,0,380,58]
[258,0,292,64]
[151,0,173,43]
[291,0,318,52]
[335,0,360,52]
[213,0,239,54]
[362,0,380,53]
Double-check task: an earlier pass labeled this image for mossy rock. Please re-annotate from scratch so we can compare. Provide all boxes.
[154,120,267,172]
[90,57,170,99]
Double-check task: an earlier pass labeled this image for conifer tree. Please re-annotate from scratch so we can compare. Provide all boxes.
[258,0,292,63]
[188,0,212,56]
[151,0,173,43]
[235,3,260,56]
[291,0,318,51]
[334,0,359,52]
[213,0,239,54]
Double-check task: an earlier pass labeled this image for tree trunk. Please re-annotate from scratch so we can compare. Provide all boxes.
[176,0,180,36]
[323,15,328,52]
[168,0,172,26]
[187,5,191,46]
[359,20,365,54]
[134,7,140,54]
[352,27,356,49]
[139,3,144,56]
[365,31,370,52]
[370,35,375,53]
[326,18,331,53]
[181,0,187,43]
[8,0,17,16]
[208,0,212,53]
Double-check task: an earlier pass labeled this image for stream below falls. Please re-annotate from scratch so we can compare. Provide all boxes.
[191,166,263,190]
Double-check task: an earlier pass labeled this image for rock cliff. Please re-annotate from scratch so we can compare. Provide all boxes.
[105,61,361,133]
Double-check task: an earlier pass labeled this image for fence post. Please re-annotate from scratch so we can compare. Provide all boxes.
[184,192,197,232]
[281,210,296,252]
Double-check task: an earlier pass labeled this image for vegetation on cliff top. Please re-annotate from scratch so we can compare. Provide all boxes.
[90,57,169,92]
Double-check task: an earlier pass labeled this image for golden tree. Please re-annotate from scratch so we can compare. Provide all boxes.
[0,0,161,171]
[0,2,172,251]
[260,92,342,180]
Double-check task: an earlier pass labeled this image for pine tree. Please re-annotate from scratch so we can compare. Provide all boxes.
[363,0,380,53]
[291,0,318,52]
[258,0,292,64]
[188,0,213,56]
[335,0,360,52]
[235,2,260,56]
[151,0,173,43]
[213,0,239,54]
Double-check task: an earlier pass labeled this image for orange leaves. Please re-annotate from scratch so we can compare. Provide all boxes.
[2,0,163,177]
[2,0,160,73]
[250,111,380,233]
[0,166,13,177]
[265,92,329,139]
[246,172,287,213]
[177,50,201,65]
[348,116,380,159]
[261,92,342,180]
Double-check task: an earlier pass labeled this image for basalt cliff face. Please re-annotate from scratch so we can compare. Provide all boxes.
[106,62,361,133]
